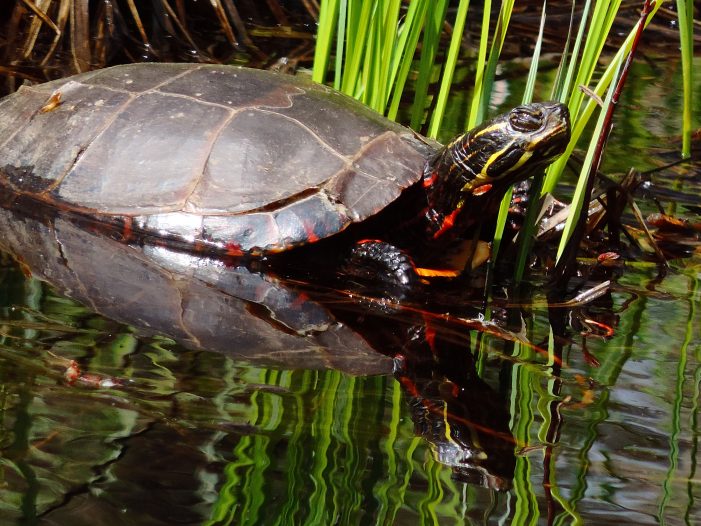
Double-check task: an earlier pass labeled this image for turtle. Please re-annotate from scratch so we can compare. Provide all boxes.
[0,63,570,285]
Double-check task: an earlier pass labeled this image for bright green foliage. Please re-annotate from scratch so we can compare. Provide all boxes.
[675,0,694,158]
[545,0,666,262]
[542,0,666,194]
[468,0,516,129]
[427,0,473,138]
[556,55,622,264]
[313,0,517,139]
[408,0,448,130]
[313,0,435,116]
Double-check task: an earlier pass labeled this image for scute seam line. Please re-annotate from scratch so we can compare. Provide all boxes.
[45,66,202,195]
[181,108,245,212]
[253,107,351,165]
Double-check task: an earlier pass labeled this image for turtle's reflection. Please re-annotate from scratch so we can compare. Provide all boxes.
[0,201,516,489]
[327,297,516,490]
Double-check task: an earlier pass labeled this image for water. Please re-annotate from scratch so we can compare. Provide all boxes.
[0,62,700,525]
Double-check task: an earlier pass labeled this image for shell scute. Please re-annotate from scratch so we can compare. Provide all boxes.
[324,132,427,220]
[272,86,407,157]
[1,84,131,192]
[156,65,306,110]
[187,109,346,214]
[54,91,231,214]
[200,212,281,254]
[272,192,350,250]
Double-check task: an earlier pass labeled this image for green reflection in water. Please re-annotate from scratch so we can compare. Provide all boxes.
[1,236,701,525]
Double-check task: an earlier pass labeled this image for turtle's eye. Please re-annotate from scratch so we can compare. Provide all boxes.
[509,107,543,132]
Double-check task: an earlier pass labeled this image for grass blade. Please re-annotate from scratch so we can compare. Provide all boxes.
[466,0,491,129]
[675,0,694,158]
[556,57,622,263]
[427,0,472,138]
[312,0,339,83]
[474,0,516,126]
[543,0,664,194]
[387,0,429,119]
[409,0,449,130]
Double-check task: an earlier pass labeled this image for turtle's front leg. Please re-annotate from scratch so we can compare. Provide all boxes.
[343,240,420,297]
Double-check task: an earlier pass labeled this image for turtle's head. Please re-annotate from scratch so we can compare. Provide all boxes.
[454,101,570,194]
[423,102,570,241]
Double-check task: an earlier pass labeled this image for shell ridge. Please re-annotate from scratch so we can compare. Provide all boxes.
[151,90,249,112]
[153,64,206,89]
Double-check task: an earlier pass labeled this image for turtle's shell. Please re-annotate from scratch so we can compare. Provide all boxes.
[0,63,435,255]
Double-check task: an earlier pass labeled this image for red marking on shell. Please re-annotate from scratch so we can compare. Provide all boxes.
[432,206,462,240]
[191,240,213,254]
[225,242,244,257]
[121,219,133,242]
[291,291,310,309]
[422,172,438,188]
[302,222,319,243]
[356,239,384,245]
[472,183,492,196]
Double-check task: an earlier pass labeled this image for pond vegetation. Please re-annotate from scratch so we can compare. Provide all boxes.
[0,1,699,524]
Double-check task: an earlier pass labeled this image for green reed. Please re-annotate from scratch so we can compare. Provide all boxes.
[493,0,548,281]
[675,0,694,158]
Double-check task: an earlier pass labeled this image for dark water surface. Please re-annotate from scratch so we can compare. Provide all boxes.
[0,61,700,525]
